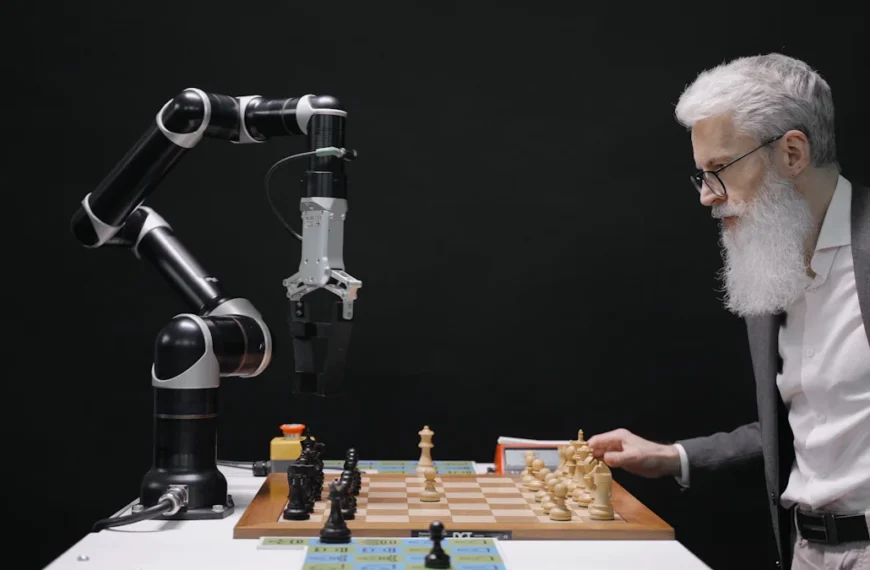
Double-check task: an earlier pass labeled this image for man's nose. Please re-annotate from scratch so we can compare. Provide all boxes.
[699,183,725,207]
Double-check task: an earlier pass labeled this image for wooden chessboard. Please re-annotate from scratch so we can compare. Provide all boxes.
[234,473,673,540]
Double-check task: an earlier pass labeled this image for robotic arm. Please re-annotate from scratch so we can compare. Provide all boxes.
[71,88,360,527]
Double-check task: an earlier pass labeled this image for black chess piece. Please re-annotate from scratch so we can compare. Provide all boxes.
[319,481,352,544]
[424,521,451,569]
[345,448,362,496]
[339,471,356,520]
[301,427,314,450]
[283,469,310,520]
[299,464,318,514]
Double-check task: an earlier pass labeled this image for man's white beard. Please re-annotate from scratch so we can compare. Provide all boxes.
[714,169,816,317]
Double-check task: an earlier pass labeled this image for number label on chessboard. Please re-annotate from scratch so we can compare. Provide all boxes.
[410,529,513,540]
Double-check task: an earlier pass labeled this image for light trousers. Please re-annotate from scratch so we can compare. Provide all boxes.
[791,512,870,570]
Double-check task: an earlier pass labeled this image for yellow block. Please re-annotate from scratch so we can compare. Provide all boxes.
[271,423,305,461]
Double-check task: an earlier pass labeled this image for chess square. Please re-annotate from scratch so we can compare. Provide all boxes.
[366,503,409,510]
[443,492,485,500]
[479,487,520,494]
[486,497,527,505]
[368,492,408,499]
[368,481,407,488]
[448,503,491,512]
[452,515,497,523]
[441,482,481,489]
[409,509,451,517]
[491,509,536,517]
[364,515,411,523]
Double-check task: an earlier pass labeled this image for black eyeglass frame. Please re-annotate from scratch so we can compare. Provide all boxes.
[690,134,784,197]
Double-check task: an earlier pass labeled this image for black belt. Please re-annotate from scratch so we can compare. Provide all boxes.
[796,509,870,545]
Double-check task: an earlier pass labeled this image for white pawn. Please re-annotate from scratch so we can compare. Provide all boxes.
[542,476,558,514]
[521,452,535,485]
[536,472,555,502]
[548,483,572,521]
[419,466,441,502]
[525,459,544,489]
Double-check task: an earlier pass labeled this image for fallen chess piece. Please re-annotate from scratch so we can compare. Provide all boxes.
[424,521,451,569]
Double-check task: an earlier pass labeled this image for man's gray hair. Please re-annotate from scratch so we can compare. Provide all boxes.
[675,53,838,169]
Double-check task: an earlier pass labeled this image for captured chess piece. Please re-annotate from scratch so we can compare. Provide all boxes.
[424,520,451,569]
[417,425,435,474]
[549,482,572,521]
[589,463,615,520]
[420,466,441,502]
[319,480,351,543]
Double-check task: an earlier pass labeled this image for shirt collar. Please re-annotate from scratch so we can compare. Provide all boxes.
[814,175,851,252]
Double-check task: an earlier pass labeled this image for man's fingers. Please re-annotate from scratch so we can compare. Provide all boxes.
[603,450,628,468]
[588,430,627,455]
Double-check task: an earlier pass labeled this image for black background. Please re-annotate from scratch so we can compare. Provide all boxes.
[16,1,869,569]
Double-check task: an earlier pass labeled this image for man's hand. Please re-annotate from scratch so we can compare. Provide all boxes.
[587,429,681,479]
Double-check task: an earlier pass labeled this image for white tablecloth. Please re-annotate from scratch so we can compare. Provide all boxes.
[44,465,711,569]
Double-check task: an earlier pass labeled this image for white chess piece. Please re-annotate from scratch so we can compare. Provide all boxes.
[527,461,546,491]
[572,446,591,506]
[542,477,558,514]
[535,470,554,502]
[521,452,535,485]
[416,425,435,474]
[548,483,572,521]
[419,466,441,502]
[589,463,614,520]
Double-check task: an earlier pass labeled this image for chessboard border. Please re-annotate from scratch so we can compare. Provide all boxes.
[233,473,674,540]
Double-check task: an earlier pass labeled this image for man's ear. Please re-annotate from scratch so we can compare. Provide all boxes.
[780,129,811,176]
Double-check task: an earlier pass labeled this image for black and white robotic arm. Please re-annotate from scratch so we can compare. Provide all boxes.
[71,88,360,528]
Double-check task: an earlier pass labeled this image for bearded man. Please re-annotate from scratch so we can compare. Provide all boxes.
[588,54,870,570]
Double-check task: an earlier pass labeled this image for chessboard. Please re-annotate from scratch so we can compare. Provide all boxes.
[323,460,476,474]
[234,472,673,540]
[257,536,507,569]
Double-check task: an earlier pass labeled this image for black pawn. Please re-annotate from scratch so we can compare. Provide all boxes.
[319,481,351,544]
[283,472,310,520]
[339,471,356,520]
[424,521,451,569]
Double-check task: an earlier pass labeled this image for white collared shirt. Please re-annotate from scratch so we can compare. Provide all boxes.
[777,176,870,512]
[676,175,870,513]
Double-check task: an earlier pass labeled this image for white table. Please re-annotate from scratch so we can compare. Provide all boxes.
[45,466,712,569]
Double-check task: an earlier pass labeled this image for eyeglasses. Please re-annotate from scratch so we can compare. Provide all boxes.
[690,134,784,197]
